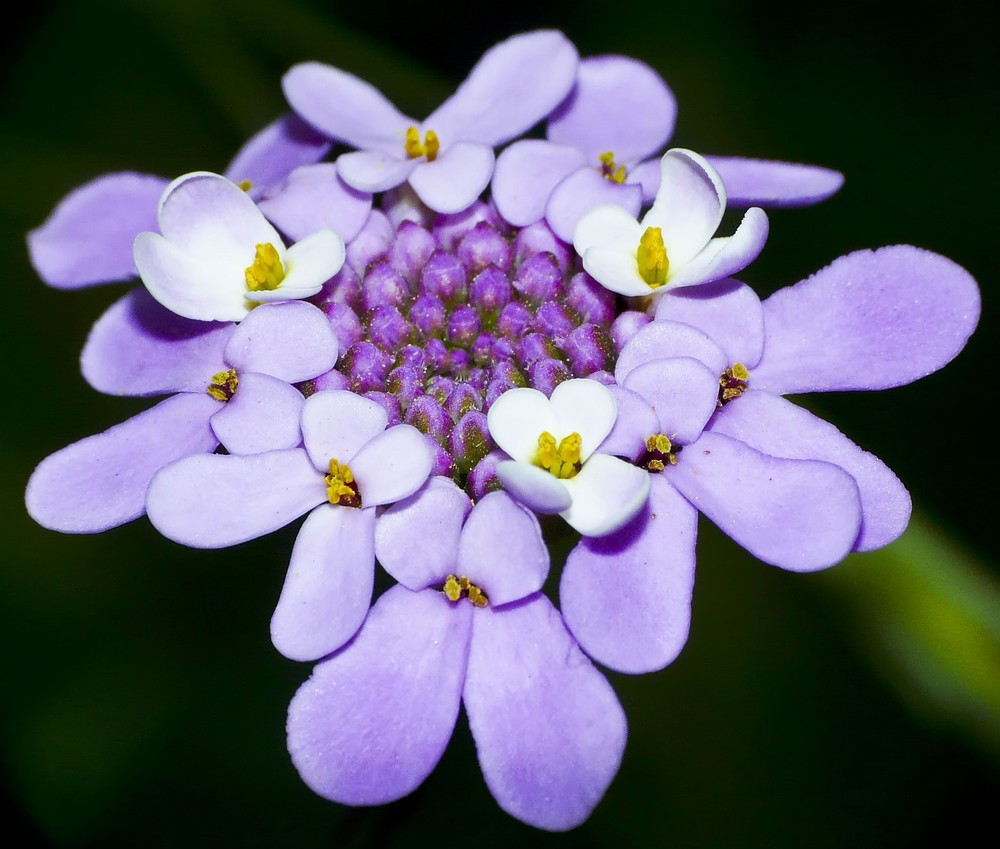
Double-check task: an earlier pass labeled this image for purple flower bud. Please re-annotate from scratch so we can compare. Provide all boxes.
[447,304,481,348]
[389,220,437,286]
[423,338,449,372]
[467,450,505,500]
[517,332,557,369]
[445,383,483,420]
[449,410,491,472]
[429,439,457,478]
[341,341,392,393]
[587,370,616,386]
[324,302,364,350]
[490,335,516,363]
[426,375,455,405]
[566,272,617,326]
[321,265,363,311]
[470,332,496,364]
[466,368,487,391]
[346,209,392,277]
[307,368,350,394]
[512,221,572,272]
[468,266,512,315]
[366,304,413,352]
[563,324,614,376]
[419,251,468,304]
[386,365,424,405]
[362,259,410,310]
[489,358,526,387]
[409,293,447,338]
[446,347,472,376]
[434,200,503,250]
[394,344,428,372]
[611,310,652,353]
[485,374,518,409]
[532,302,575,343]
[529,357,572,395]
[405,394,452,446]
[457,222,512,273]
[497,301,533,339]
[363,391,402,427]
[513,251,563,305]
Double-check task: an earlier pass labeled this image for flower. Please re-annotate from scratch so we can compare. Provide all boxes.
[282,30,579,213]
[486,378,650,536]
[144,389,434,661]
[289,484,626,831]
[134,171,346,322]
[573,148,769,296]
[25,296,338,533]
[27,114,334,289]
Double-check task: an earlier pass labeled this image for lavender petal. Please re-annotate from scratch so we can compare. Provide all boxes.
[705,156,844,207]
[210,371,305,455]
[491,140,585,226]
[224,113,332,198]
[407,142,495,214]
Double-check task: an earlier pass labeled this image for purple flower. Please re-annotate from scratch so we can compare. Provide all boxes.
[25,295,338,534]
[27,114,340,289]
[288,483,626,830]
[144,390,434,661]
[282,30,579,214]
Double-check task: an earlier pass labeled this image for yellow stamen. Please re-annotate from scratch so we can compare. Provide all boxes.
[325,459,361,507]
[206,369,239,402]
[236,180,253,192]
[244,242,285,293]
[598,150,626,184]
[404,126,440,162]
[718,363,750,406]
[535,431,582,479]
[637,227,669,288]
[641,433,681,472]
[443,574,489,607]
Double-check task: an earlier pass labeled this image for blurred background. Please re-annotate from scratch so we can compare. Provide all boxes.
[2,0,997,845]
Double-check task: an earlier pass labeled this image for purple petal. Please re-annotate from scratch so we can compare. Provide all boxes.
[26,393,219,533]
[705,156,844,207]
[282,62,413,152]
[224,301,338,383]
[546,167,643,243]
[375,477,471,590]
[28,172,167,289]
[710,390,911,551]
[81,288,232,396]
[301,390,388,471]
[257,162,372,243]
[667,207,769,290]
[350,424,434,507]
[224,113,332,198]
[335,149,418,194]
[653,277,765,367]
[596,384,659,462]
[561,475,697,673]
[491,140,585,226]
[666,432,862,571]
[408,142,495,214]
[621,356,721,443]
[495,460,572,513]
[271,505,376,661]
[615,319,727,382]
[547,55,676,162]
[210,372,304,455]
[754,246,981,393]
[464,593,626,831]
[426,30,578,146]
[628,157,661,204]
[287,585,471,804]
[146,448,325,548]
[457,492,548,606]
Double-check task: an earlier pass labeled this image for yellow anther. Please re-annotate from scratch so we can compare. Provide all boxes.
[442,574,489,607]
[535,431,582,479]
[404,126,440,161]
[646,434,673,455]
[637,227,669,288]
[244,242,285,293]
[206,369,239,402]
[325,459,361,507]
[718,363,750,406]
[641,432,680,472]
[236,180,253,192]
[598,150,626,184]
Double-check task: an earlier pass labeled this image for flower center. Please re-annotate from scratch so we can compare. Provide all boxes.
[536,431,582,479]
[244,242,285,293]
[405,126,440,162]
[637,227,669,288]
[598,151,626,184]
[719,363,750,406]
[326,459,361,507]
[638,433,682,472]
[206,369,239,402]
[442,574,489,607]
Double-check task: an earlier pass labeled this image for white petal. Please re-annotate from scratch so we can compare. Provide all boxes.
[495,460,572,513]
[572,203,641,256]
[249,228,345,304]
[561,453,650,537]
[549,379,617,462]
[486,387,558,463]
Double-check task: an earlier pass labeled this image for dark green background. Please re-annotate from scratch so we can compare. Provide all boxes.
[2,1,997,846]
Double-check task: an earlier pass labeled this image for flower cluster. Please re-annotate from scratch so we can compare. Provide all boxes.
[24,30,980,831]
